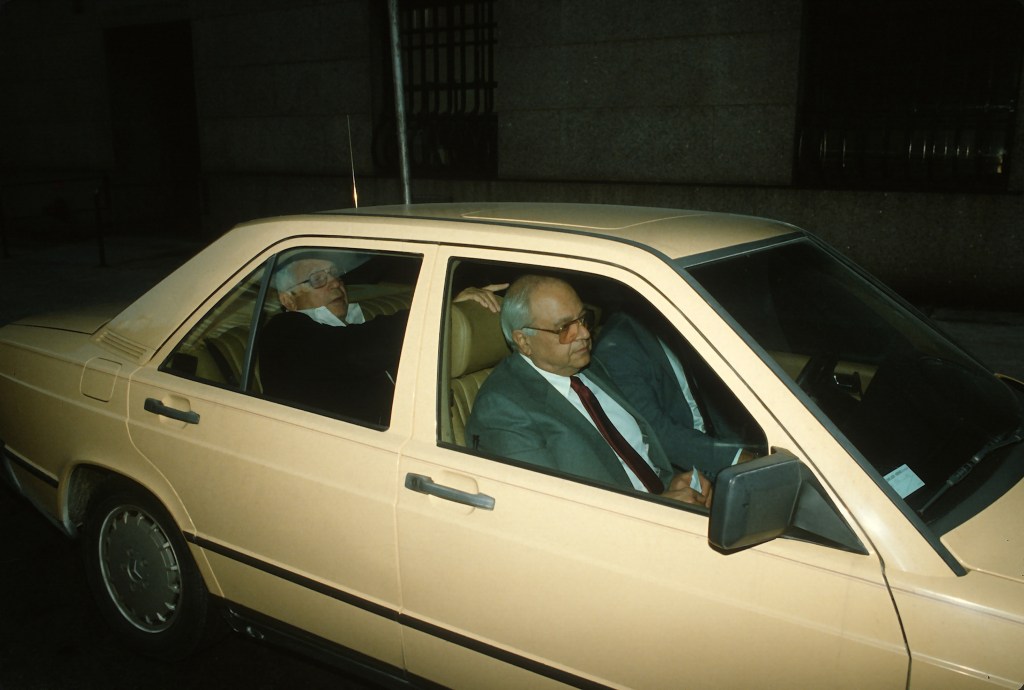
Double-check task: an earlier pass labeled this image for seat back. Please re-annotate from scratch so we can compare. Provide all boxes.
[347,283,414,321]
[448,298,509,446]
[195,284,416,394]
[203,325,260,390]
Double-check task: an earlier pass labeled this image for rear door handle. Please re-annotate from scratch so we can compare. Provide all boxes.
[144,397,200,425]
[404,473,495,510]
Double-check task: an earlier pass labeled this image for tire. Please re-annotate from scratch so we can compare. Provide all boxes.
[82,478,214,660]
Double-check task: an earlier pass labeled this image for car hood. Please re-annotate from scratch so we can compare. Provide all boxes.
[10,302,127,335]
[942,475,1024,583]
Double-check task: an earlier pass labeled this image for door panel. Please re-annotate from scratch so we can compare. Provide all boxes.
[396,443,907,688]
[127,374,406,664]
[123,238,435,665]
[396,247,908,687]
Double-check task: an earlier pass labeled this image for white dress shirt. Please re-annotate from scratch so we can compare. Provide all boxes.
[519,354,663,492]
[298,302,365,327]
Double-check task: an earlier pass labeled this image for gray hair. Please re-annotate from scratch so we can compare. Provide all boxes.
[273,249,328,294]
[273,261,304,294]
[501,275,566,351]
[273,249,370,294]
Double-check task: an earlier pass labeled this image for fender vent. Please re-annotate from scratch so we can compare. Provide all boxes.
[94,329,150,363]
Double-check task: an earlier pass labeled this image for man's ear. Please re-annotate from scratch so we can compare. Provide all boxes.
[512,330,531,356]
[279,291,297,311]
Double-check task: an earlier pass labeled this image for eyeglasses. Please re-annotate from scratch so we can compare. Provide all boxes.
[525,309,595,344]
[286,265,341,292]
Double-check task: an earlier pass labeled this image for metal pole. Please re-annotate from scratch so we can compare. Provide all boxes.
[387,0,412,204]
[0,193,9,259]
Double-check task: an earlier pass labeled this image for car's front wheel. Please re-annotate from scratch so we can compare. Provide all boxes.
[82,478,214,660]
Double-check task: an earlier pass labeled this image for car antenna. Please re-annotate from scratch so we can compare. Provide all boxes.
[347,114,359,208]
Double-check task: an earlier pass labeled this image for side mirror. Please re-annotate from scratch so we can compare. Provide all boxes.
[709,451,865,554]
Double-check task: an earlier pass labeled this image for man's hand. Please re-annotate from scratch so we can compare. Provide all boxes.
[454,283,508,313]
[662,469,713,508]
[737,449,757,463]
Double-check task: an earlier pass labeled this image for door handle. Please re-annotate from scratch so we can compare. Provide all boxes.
[144,397,200,425]
[404,473,495,510]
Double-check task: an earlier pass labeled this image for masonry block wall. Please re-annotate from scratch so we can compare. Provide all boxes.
[1,0,1021,306]
[497,0,801,186]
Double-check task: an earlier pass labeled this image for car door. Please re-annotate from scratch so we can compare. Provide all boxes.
[126,240,431,671]
[394,247,909,689]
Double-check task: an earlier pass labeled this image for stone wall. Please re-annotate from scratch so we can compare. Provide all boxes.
[1,0,1021,307]
[496,0,801,185]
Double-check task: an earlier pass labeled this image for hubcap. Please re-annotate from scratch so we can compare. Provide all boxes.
[98,505,182,633]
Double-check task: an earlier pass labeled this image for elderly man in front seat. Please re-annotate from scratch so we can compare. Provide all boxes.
[466,275,711,507]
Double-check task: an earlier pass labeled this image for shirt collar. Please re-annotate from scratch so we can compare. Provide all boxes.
[518,353,589,399]
[298,302,365,327]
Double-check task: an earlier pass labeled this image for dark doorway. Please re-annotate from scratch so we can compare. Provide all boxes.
[104,21,201,235]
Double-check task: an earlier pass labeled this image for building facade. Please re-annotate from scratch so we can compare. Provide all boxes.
[1,0,1022,306]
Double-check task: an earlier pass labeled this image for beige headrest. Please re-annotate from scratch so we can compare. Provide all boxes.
[450,298,509,378]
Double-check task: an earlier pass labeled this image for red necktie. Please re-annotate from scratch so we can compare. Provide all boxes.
[570,376,664,493]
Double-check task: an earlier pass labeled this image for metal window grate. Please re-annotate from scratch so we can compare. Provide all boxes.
[374,0,497,179]
[795,0,1022,192]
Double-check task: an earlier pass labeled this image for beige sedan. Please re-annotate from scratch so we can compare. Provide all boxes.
[1,203,1022,689]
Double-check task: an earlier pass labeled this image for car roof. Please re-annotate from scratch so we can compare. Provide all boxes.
[99,203,800,362]
[330,202,799,260]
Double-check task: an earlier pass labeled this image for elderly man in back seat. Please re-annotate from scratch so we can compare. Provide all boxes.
[260,250,503,425]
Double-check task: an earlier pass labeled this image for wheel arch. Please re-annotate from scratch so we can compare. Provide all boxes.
[79,473,225,659]
[63,462,223,599]
[63,464,114,535]
[61,461,196,536]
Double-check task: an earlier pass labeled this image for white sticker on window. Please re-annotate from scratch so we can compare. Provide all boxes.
[884,464,925,498]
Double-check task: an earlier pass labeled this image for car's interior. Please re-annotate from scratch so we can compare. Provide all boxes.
[153,239,1024,536]
[445,297,509,447]
[160,250,768,491]
[161,251,417,402]
[438,260,767,464]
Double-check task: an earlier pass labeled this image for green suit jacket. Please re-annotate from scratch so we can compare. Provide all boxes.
[465,353,677,492]
[591,312,744,477]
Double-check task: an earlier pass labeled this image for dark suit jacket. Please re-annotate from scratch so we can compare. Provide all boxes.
[259,310,408,425]
[592,312,740,477]
[465,353,676,492]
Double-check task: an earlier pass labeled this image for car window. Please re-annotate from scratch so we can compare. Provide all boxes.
[441,259,767,503]
[256,247,421,428]
[687,239,1024,530]
[160,264,267,390]
[162,247,422,429]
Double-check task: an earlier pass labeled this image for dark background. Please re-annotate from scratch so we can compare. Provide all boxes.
[2,0,1023,307]
[1,0,1022,686]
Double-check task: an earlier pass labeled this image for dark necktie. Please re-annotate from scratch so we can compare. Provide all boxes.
[569,376,664,493]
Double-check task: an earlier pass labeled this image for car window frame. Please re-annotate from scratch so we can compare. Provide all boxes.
[676,235,984,574]
[158,257,274,392]
[152,237,433,432]
[429,246,817,520]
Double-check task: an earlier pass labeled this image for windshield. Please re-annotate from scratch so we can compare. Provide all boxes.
[686,238,1024,529]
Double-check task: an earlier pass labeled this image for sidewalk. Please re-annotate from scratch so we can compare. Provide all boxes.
[1,235,1021,377]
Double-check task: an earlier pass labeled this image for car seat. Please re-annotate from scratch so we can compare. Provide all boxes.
[448,298,509,446]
